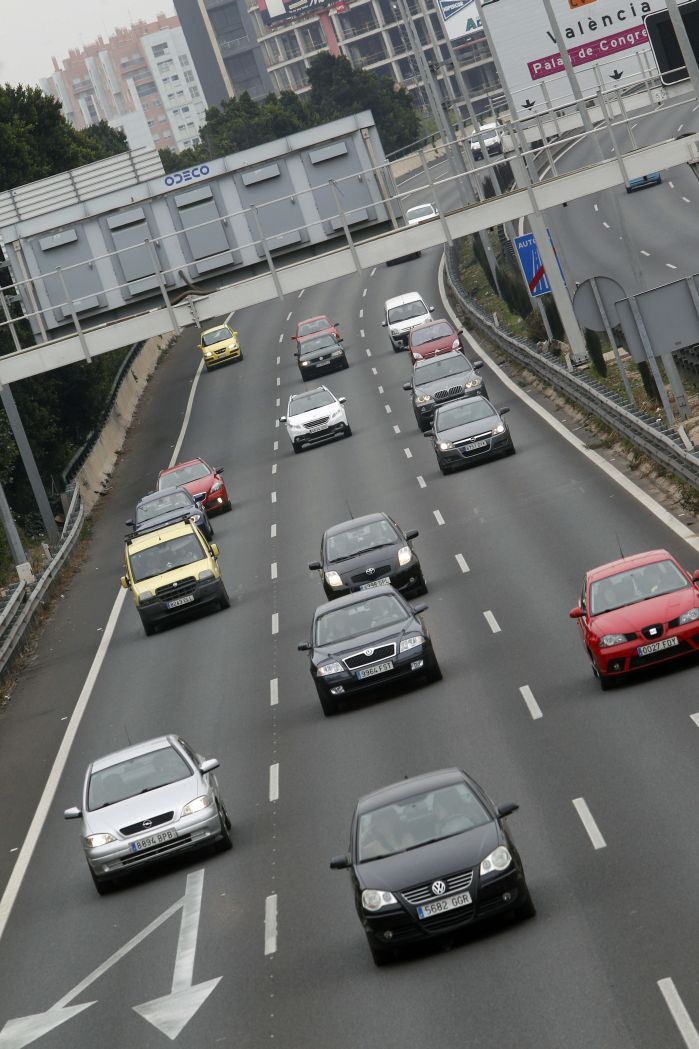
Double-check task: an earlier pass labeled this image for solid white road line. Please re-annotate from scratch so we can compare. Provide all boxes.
[483,610,501,633]
[272,613,279,635]
[455,553,469,573]
[385,404,392,414]
[265,895,278,955]
[271,562,277,580]
[393,424,401,434]
[271,523,277,538]
[270,678,279,706]
[433,509,444,526]
[269,764,279,802]
[417,476,426,488]
[519,685,543,720]
[572,797,606,849]
[271,491,277,503]
[658,979,699,1049]
[404,448,413,459]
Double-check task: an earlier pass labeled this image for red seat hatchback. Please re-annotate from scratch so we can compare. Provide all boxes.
[569,549,699,689]
[292,315,341,344]
[157,458,231,515]
[408,318,463,362]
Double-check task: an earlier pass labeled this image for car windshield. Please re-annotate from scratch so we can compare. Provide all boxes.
[201,328,231,346]
[136,492,191,523]
[407,205,434,221]
[158,463,210,488]
[88,745,192,810]
[412,322,454,346]
[388,300,428,324]
[357,782,490,862]
[414,357,471,386]
[129,533,206,582]
[315,593,406,645]
[325,519,399,562]
[589,559,689,615]
[298,318,331,336]
[436,400,494,431]
[289,391,335,416]
[299,334,338,354]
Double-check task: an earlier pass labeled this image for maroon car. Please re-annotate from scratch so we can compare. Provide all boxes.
[292,315,341,344]
[408,318,464,363]
[157,457,231,515]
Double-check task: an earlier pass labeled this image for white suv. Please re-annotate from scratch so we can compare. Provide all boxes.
[383,292,434,352]
[281,386,351,454]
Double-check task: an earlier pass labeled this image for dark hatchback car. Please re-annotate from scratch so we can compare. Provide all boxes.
[331,768,534,965]
[309,512,426,600]
[126,486,213,540]
[296,331,348,380]
[298,587,441,716]
[426,397,515,474]
[403,350,487,431]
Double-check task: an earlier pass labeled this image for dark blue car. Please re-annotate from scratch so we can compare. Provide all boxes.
[127,486,213,540]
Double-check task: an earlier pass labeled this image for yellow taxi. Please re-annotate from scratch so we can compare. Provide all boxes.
[121,518,229,636]
[197,323,242,371]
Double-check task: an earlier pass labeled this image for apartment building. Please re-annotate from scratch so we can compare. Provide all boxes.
[41,15,208,153]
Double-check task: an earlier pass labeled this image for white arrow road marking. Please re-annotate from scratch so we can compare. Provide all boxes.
[133,870,221,1041]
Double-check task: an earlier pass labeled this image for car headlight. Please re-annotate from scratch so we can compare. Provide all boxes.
[329,408,343,420]
[85,833,116,849]
[679,607,699,625]
[600,633,627,648]
[390,328,400,337]
[183,794,214,816]
[480,845,511,875]
[211,480,223,493]
[198,569,215,581]
[138,590,155,604]
[398,545,412,566]
[438,441,454,451]
[492,423,505,435]
[362,889,398,912]
[324,570,344,588]
[318,661,343,676]
[228,341,238,350]
[464,378,481,389]
[331,349,343,357]
[300,360,311,367]
[287,420,304,432]
[399,634,424,652]
[451,338,461,349]
[204,351,213,358]
[415,394,433,405]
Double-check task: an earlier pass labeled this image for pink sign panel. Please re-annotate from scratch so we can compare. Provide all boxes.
[528,24,648,81]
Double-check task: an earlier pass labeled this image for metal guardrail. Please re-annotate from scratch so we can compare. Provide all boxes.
[444,243,699,490]
[0,484,84,682]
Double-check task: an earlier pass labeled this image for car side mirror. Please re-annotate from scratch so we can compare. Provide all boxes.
[125,518,133,527]
[423,430,433,437]
[64,806,82,820]
[334,320,340,325]
[194,495,205,504]
[330,854,351,870]
[199,758,220,774]
[338,396,346,404]
[294,351,299,358]
[382,320,387,327]
[405,529,419,540]
[211,543,219,557]
[298,641,311,651]
[473,360,483,370]
[280,416,287,422]
[693,569,699,582]
[309,561,321,571]
[402,382,412,391]
[120,575,129,589]
[496,802,519,818]
[291,335,298,341]
[412,602,428,614]
[429,305,435,311]
[500,406,510,415]
[569,606,584,619]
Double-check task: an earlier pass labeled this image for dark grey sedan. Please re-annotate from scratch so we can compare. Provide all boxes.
[426,397,515,473]
[403,350,486,431]
[65,734,232,894]
[296,331,348,380]
[127,486,213,540]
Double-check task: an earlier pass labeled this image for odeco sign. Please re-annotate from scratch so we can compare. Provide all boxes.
[164,165,211,188]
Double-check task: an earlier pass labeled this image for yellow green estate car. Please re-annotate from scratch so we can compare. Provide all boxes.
[198,323,242,370]
[121,519,229,636]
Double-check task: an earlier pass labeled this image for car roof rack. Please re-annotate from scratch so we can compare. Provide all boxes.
[125,511,200,543]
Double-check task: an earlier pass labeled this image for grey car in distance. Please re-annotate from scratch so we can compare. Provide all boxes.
[64,734,232,894]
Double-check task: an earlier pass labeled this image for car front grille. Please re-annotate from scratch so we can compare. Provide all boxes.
[344,642,396,670]
[351,565,392,584]
[640,623,663,640]
[120,811,174,836]
[304,416,329,429]
[402,868,474,906]
[434,385,465,401]
[454,430,491,447]
[156,577,197,600]
[120,835,192,865]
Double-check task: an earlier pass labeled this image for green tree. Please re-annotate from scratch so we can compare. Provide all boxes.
[77,120,128,158]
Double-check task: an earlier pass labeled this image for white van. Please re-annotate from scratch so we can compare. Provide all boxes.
[382,292,435,352]
[469,123,502,161]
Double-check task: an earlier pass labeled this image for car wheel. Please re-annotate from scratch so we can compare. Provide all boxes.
[344,425,352,438]
[439,464,450,475]
[413,573,428,596]
[293,441,302,454]
[342,358,349,370]
[514,886,536,920]
[215,809,233,852]
[316,683,338,716]
[368,938,392,966]
[426,655,443,683]
[218,585,231,611]
[417,418,430,432]
[91,869,115,895]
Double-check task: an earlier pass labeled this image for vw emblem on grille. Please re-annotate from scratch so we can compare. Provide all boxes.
[364,648,375,656]
[366,567,375,575]
[143,820,152,828]
[431,880,446,896]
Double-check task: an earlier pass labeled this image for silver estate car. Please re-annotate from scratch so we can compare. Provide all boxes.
[64,734,231,894]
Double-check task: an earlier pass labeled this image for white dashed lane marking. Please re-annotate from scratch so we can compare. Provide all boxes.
[271,523,277,538]
[271,491,277,503]
[370,266,377,276]
[393,424,401,434]
[658,978,699,1049]
[278,333,284,343]
[270,678,279,706]
[359,308,364,318]
[286,311,292,321]
[417,476,426,488]
[593,203,599,212]
[265,895,278,955]
[362,288,368,297]
[640,250,650,257]
[272,464,277,475]
[433,509,444,526]
[384,404,392,414]
[667,263,678,270]
[269,763,279,802]
[572,798,606,849]
[271,562,277,580]
[371,367,378,375]
[683,196,691,203]
[519,685,543,720]
[366,348,372,357]
[602,221,610,229]
[276,355,280,365]
[378,385,384,394]
[404,448,412,459]
[360,329,365,339]
[276,376,280,386]
[272,613,279,635]
[483,610,501,633]
[298,289,304,298]
[455,553,469,573]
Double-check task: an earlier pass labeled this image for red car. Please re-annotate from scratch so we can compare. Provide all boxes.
[569,549,699,690]
[408,318,464,362]
[292,315,341,344]
[157,457,231,515]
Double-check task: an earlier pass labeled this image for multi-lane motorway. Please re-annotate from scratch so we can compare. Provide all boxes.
[1,244,699,1048]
